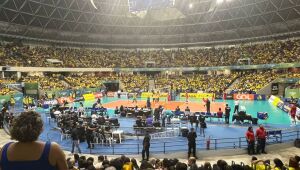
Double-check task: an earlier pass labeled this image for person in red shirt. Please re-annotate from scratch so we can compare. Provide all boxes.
[255,124,267,154]
[245,126,255,155]
[290,104,297,125]
[216,108,223,122]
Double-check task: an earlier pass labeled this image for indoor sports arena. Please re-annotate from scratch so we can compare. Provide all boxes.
[0,0,300,170]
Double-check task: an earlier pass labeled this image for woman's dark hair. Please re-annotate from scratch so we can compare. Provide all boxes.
[175,162,187,170]
[288,157,298,168]
[204,162,212,170]
[273,158,284,169]
[74,154,80,162]
[10,111,43,142]
[131,158,139,170]
[248,126,253,131]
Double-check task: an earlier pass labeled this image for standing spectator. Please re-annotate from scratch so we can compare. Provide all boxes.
[0,111,68,170]
[117,89,121,98]
[21,81,25,95]
[71,124,82,154]
[142,132,151,161]
[0,107,5,129]
[185,91,189,103]
[225,104,231,124]
[132,93,137,103]
[199,115,206,137]
[9,95,15,112]
[86,122,97,149]
[205,99,211,113]
[187,128,197,158]
[290,103,297,125]
[256,124,267,154]
[77,102,84,117]
[146,97,151,108]
[245,126,255,155]
[234,99,239,114]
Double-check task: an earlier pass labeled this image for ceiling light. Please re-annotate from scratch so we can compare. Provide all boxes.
[216,0,224,4]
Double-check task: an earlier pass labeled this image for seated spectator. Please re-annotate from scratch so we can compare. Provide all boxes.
[146,116,153,127]
[176,162,188,170]
[203,162,212,170]
[217,108,223,120]
[188,157,198,170]
[273,158,286,170]
[0,111,68,170]
[122,157,133,170]
[130,158,139,170]
[251,156,269,170]
[288,157,299,170]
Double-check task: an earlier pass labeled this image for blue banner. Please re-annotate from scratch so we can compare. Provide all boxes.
[254,94,266,100]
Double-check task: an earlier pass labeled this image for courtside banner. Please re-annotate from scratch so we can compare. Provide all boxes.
[254,94,266,100]
[159,93,168,97]
[233,94,254,100]
[225,94,234,100]
[141,92,153,98]
[107,92,115,97]
[268,95,281,106]
[83,93,95,101]
[180,93,214,99]
[57,97,74,104]
[93,92,102,99]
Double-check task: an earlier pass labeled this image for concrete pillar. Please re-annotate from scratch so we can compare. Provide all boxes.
[17,72,21,79]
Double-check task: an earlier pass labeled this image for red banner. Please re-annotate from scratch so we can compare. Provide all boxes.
[233,94,254,100]
[57,97,74,104]
[93,92,103,98]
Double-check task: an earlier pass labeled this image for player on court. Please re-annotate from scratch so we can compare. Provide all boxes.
[132,93,137,103]
[185,91,189,103]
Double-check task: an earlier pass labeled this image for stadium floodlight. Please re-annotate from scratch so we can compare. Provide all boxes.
[189,3,193,9]
[216,0,224,4]
[90,0,98,9]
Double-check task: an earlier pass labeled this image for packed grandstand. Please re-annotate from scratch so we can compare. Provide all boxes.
[0,0,300,170]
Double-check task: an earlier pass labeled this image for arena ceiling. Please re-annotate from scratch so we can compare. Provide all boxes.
[0,0,299,47]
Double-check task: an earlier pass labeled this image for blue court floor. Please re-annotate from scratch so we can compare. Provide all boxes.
[37,97,299,155]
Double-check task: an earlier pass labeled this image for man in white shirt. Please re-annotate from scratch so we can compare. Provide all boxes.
[234,99,239,114]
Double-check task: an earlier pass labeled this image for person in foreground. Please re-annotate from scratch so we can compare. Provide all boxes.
[0,111,68,170]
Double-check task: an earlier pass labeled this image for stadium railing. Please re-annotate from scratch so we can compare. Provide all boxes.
[45,127,298,155]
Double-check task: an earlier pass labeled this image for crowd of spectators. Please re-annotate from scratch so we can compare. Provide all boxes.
[0,39,299,68]
[230,71,278,94]
[0,78,16,95]
[22,76,65,90]
[231,71,300,93]
[1,70,300,95]
[155,73,239,93]
[121,74,149,92]
[64,153,300,170]
[65,75,106,89]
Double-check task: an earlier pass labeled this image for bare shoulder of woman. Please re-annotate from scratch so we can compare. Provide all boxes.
[49,142,68,170]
